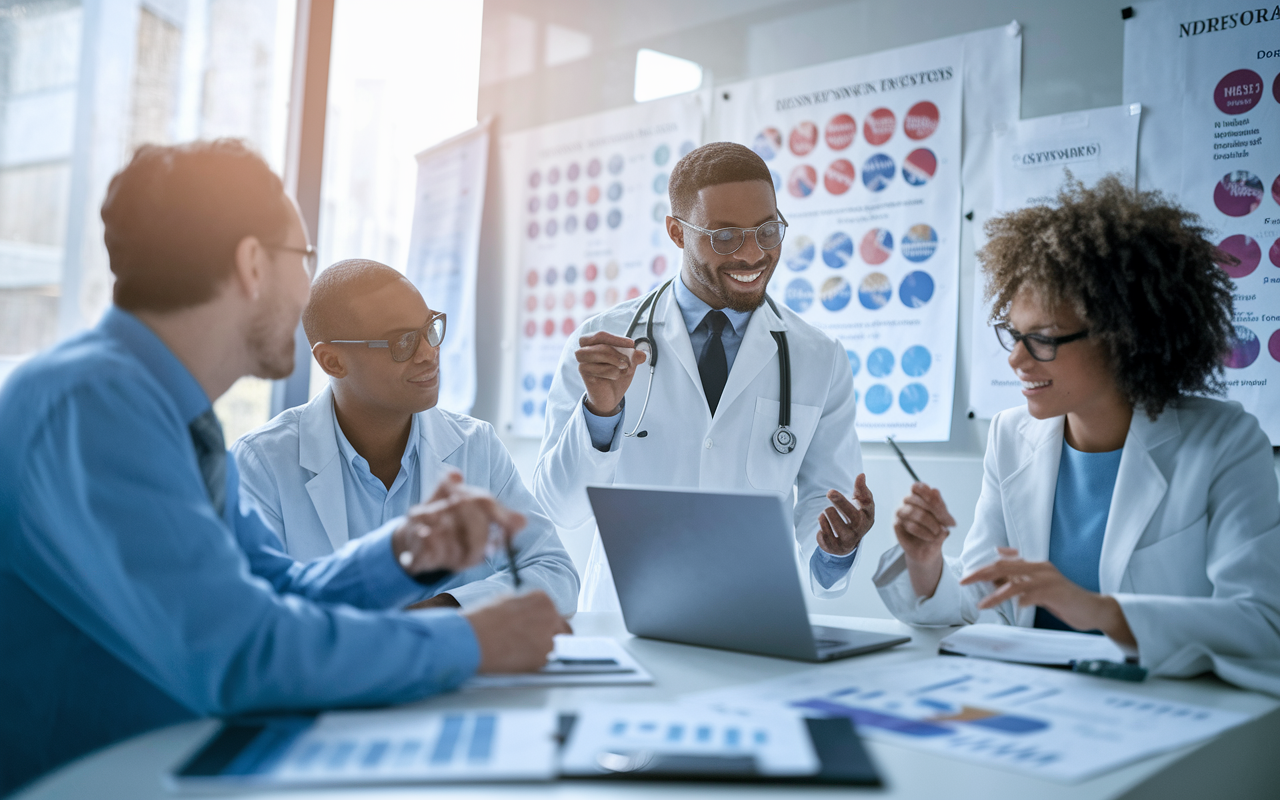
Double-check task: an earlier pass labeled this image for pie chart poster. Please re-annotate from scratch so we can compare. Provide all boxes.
[500,95,703,438]
[716,36,963,442]
[1125,1,1280,443]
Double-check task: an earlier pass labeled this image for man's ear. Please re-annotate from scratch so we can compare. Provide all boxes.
[232,235,268,302]
[311,343,347,379]
[665,215,685,249]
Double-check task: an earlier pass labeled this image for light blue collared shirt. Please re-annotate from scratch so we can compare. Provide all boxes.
[0,308,480,794]
[334,411,423,533]
[582,276,856,581]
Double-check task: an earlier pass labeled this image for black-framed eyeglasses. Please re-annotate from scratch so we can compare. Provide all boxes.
[673,211,789,256]
[322,311,447,362]
[995,324,1089,362]
[269,244,318,276]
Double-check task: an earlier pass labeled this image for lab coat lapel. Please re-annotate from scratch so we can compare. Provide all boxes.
[1098,408,1176,594]
[416,407,465,500]
[654,287,708,415]
[715,298,786,421]
[1001,414,1064,565]
[298,386,350,551]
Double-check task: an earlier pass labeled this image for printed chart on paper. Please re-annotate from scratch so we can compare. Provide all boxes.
[717,38,963,441]
[502,96,703,437]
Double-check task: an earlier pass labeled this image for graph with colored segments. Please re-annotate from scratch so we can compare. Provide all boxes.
[687,657,1251,783]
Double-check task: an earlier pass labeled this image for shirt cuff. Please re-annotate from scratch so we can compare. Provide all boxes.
[582,398,624,451]
[810,546,857,590]
[351,518,432,609]
[406,607,483,688]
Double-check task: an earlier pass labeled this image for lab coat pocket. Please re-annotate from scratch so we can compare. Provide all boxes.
[1125,513,1210,597]
[746,398,822,493]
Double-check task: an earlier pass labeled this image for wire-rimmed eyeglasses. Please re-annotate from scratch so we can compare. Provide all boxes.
[995,323,1089,362]
[268,244,318,276]
[673,211,789,256]
[321,311,447,362]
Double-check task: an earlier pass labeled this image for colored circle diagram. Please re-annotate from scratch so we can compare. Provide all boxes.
[1226,325,1260,368]
[1271,330,1280,363]
[1272,238,1280,269]
[899,271,935,308]
[785,278,814,312]
[1217,234,1261,278]
[789,121,819,156]
[902,225,938,263]
[1214,171,1264,217]
[899,384,929,415]
[867,347,894,377]
[901,345,932,377]
[821,277,852,311]
[864,107,896,145]
[865,384,893,414]
[824,159,856,195]
[785,234,815,271]
[863,153,895,192]
[904,101,940,140]
[1214,69,1264,115]
[822,231,853,267]
[788,164,818,198]
[825,113,856,150]
[753,127,782,160]
[903,149,937,186]
[860,228,893,264]
[858,272,893,309]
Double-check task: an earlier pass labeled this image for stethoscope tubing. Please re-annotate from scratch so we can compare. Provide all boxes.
[619,279,794,453]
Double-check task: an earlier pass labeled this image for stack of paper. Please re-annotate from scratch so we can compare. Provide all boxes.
[464,635,653,689]
[560,703,819,777]
[939,623,1130,666]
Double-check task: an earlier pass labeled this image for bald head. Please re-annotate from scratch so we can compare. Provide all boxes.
[303,259,412,345]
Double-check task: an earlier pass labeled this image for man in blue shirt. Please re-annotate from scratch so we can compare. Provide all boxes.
[0,140,569,794]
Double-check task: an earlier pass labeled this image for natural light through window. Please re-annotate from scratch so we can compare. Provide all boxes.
[633,48,702,103]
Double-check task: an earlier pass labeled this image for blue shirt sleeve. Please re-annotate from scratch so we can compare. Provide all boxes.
[810,546,857,590]
[582,400,624,451]
[9,376,480,717]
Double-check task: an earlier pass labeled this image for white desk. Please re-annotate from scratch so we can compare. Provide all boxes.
[16,613,1279,800]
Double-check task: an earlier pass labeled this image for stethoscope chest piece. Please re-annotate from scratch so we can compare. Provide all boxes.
[772,425,796,454]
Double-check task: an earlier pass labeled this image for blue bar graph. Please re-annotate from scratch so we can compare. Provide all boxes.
[468,714,496,763]
[431,715,465,764]
[362,741,389,768]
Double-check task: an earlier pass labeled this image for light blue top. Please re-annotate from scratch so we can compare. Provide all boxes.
[0,308,480,794]
[1036,439,1123,631]
[583,275,855,583]
[333,410,423,532]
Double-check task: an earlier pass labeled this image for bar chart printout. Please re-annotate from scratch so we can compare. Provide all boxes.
[687,658,1252,783]
[254,709,557,785]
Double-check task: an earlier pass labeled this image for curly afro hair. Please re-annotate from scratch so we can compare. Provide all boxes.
[668,142,774,219]
[978,174,1236,418]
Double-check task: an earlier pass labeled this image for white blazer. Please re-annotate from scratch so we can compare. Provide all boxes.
[233,387,580,614]
[534,286,863,610]
[874,397,1280,694]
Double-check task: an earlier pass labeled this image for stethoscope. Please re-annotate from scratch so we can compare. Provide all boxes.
[621,278,796,455]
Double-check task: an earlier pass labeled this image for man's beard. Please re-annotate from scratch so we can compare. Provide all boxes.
[246,297,296,380]
[686,252,774,313]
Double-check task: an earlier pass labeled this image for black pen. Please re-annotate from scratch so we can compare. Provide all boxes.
[886,436,921,482]
[506,538,523,590]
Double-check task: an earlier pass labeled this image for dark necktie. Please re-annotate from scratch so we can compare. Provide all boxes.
[189,409,227,517]
[698,310,730,415]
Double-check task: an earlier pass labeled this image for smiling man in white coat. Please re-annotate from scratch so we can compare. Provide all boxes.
[535,142,875,610]
[234,260,579,614]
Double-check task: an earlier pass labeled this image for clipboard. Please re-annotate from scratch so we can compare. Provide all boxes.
[556,713,882,786]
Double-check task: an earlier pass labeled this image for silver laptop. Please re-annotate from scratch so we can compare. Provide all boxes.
[587,485,910,662]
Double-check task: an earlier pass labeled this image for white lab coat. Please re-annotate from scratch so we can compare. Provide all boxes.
[874,397,1280,694]
[233,387,580,614]
[534,286,863,611]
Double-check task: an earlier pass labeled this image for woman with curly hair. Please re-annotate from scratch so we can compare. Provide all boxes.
[873,175,1280,692]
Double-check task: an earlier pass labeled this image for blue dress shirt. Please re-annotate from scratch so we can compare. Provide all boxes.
[583,275,856,582]
[0,308,479,794]
[1035,440,1123,632]
[334,410,424,533]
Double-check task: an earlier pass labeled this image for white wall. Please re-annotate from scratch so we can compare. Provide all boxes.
[472,0,1280,618]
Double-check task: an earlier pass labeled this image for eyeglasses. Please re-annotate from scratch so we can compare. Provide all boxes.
[269,244,318,276]
[995,324,1089,362]
[323,311,447,362]
[673,211,789,256]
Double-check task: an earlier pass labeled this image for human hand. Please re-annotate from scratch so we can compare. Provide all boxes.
[893,482,956,597]
[575,331,647,416]
[817,473,875,556]
[391,472,526,578]
[960,548,1135,645]
[464,591,574,673]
